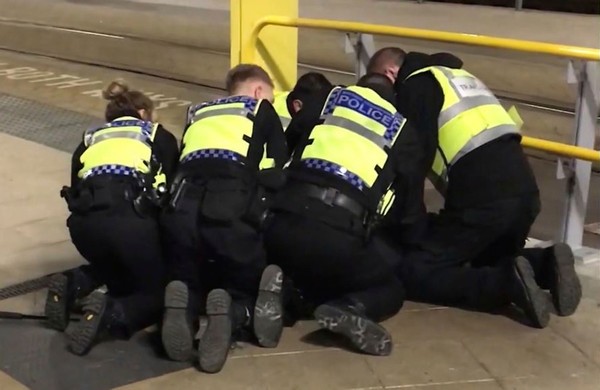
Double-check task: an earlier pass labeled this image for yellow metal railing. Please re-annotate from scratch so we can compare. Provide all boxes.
[243,16,600,62]
[521,137,600,162]
[243,16,600,162]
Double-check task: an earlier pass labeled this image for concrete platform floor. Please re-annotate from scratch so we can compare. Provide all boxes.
[0,50,599,390]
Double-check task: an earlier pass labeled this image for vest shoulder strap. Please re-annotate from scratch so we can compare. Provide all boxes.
[83,118,157,147]
[186,96,261,126]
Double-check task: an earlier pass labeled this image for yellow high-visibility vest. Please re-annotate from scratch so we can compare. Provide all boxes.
[79,116,165,188]
[181,95,262,166]
[273,91,292,131]
[259,91,291,170]
[407,66,520,192]
[298,86,407,212]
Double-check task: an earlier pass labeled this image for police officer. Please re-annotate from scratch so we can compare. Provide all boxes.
[261,72,334,170]
[282,72,334,155]
[272,72,333,131]
[161,64,289,373]
[368,48,582,328]
[264,73,425,356]
[45,80,179,355]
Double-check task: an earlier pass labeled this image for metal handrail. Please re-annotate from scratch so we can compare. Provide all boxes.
[243,16,600,162]
[521,137,600,162]
[243,16,600,62]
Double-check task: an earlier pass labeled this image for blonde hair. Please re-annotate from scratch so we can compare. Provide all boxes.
[225,64,273,95]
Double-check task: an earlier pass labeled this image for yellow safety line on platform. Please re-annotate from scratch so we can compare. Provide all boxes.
[245,16,600,62]
[243,16,600,162]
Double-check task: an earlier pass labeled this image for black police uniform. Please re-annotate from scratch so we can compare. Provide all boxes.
[48,111,179,355]
[160,97,288,371]
[387,52,580,325]
[265,84,425,356]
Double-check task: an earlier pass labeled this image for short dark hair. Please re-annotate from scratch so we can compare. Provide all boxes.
[292,72,333,95]
[357,73,396,105]
[225,64,274,94]
[288,72,333,113]
[367,47,406,74]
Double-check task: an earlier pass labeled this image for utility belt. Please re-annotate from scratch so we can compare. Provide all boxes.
[273,182,374,239]
[168,174,269,230]
[61,177,166,218]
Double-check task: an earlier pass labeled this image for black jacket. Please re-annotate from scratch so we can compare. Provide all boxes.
[394,52,539,209]
[71,123,180,188]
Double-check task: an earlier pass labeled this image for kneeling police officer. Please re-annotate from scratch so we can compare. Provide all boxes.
[46,81,179,355]
[265,74,424,356]
[161,64,289,373]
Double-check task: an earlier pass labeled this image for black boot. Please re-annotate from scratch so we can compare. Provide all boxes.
[253,264,284,348]
[545,243,582,316]
[198,289,233,374]
[511,256,550,329]
[314,299,393,356]
[67,292,127,356]
[162,280,195,361]
[45,274,72,331]
[45,269,99,331]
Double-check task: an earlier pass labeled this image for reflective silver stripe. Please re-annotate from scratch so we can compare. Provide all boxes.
[439,95,502,129]
[280,116,291,129]
[448,124,519,167]
[88,131,152,147]
[427,171,447,198]
[436,66,455,79]
[434,67,502,129]
[436,124,519,188]
[192,107,251,123]
[324,115,390,149]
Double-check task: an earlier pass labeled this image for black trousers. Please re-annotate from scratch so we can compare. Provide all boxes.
[67,204,166,335]
[264,210,405,322]
[398,193,541,309]
[161,193,267,313]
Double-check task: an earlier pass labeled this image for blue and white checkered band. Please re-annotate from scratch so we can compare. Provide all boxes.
[181,149,245,164]
[302,158,366,191]
[83,164,137,179]
[320,87,343,117]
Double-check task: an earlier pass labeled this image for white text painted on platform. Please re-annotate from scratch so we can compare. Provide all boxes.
[0,64,192,110]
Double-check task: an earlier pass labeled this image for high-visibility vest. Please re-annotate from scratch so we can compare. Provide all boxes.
[296,86,407,213]
[79,116,165,188]
[273,91,292,131]
[181,95,261,167]
[259,91,291,170]
[407,66,520,192]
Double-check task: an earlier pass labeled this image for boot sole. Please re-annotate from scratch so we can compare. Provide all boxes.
[162,281,194,362]
[514,256,550,329]
[314,304,393,356]
[254,265,284,348]
[68,292,106,356]
[552,243,582,316]
[198,289,232,373]
[45,274,70,331]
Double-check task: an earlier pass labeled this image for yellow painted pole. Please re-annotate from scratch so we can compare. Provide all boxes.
[230,0,242,68]
[232,0,298,92]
